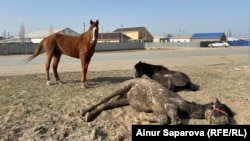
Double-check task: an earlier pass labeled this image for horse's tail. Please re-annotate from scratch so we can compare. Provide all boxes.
[81,79,134,116]
[25,40,44,62]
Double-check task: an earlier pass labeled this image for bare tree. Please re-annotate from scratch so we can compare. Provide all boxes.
[19,22,26,54]
[227,29,232,37]
[49,25,54,35]
[2,30,8,55]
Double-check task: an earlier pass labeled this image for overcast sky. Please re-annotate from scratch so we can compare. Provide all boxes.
[1,0,250,37]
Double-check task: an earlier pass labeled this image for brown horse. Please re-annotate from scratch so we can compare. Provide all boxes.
[26,20,99,88]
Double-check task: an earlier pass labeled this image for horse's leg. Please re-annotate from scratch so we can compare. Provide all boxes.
[139,112,169,125]
[52,52,62,84]
[164,103,182,125]
[80,55,91,88]
[168,80,176,92]
[81,82,133,116]
[45,53,53,86]
[84,99,129,122]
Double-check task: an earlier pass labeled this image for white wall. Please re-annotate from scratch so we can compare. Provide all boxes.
[170,38,191,42]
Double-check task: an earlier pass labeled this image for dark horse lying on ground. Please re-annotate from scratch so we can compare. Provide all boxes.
[81,78,234,125]
[26,20,99,88]
[134,61,200,92]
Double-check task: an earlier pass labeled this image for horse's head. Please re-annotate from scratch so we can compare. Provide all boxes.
[134,61,143,78]
[134,61,154,78]
[205,98,235,125]
[89,19,99,43]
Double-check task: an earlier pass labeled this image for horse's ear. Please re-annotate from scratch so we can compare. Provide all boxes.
[214,98,220,105]
[90,20,93,24]
[96,20,99,25]
[214,98,235,117]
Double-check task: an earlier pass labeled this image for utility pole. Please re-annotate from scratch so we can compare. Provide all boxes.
[83,23,85,32]
[121,25,123,42]
[101,26,103,40]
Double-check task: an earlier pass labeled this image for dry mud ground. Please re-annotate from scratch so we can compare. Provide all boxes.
[0,48,250,140]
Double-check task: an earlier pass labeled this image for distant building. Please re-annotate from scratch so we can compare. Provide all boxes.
[113,26,153,42]
[191,32,227,42]
[227,37,239,41]
[26,28,79,43]
[0,35,31,43]
[153,35,167,42]
[98,32,131,43]
[153,34,173,42]
[170,35,191,42]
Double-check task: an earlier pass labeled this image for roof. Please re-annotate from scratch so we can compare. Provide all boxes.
[191,33,225,39]
[26,28,63,38]
[26,28,79,38]
[113,27,146,32]
[171,35,192,39]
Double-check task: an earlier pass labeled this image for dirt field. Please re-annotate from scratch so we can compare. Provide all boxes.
[0,49,250,141]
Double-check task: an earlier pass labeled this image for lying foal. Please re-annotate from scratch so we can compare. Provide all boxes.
[81,78,234,125]
[134,61,200,92]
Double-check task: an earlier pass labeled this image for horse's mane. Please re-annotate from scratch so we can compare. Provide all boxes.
[145,63,171,75]
[142,62,168,71]
[153,64,168,70]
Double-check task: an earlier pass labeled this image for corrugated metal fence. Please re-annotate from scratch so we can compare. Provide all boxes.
[1,41,248,55]
[0,42,145,55]
[0,43,37,55]
[228,40,250,46]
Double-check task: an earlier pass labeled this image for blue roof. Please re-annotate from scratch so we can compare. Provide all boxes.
[191,33,225,39]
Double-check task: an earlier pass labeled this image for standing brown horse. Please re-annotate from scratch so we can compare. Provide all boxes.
[26,20,99,88]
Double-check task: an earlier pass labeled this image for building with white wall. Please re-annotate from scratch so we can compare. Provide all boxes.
[169,35,191,42]
[26,28,79,43]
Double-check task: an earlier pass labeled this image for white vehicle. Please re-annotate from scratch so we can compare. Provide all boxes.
[208,41,230,48]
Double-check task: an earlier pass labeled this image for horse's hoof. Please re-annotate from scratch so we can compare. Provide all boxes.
[81,84,86,89]
[85,112,90,122]
[171,119,182,125]
[56,80,64,85]
[81,82,88,88]
[46,81,51,86]
[139,112,146,120]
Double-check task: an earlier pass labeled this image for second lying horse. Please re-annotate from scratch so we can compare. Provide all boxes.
[81,78,234,125]
[134,61,200,92]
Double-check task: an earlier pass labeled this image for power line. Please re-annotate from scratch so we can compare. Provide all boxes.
[0,22,46,30]
[0,22,19,27]
[0,22,51,36]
